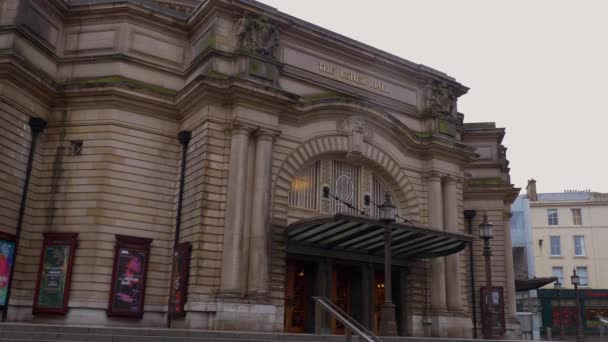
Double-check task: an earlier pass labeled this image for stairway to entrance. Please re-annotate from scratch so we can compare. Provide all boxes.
[0,323,518,341]
[0,323,342,342]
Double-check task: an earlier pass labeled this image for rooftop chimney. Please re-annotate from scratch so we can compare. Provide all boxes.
[526,179,537,201]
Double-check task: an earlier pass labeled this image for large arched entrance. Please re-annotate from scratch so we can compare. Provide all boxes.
[283,158,403,334]
[272,128,471,336]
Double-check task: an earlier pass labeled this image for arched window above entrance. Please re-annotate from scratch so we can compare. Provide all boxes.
[288,159,394,218]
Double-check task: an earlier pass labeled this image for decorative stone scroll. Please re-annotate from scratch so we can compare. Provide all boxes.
[236,12,279,57]
[336,116,373,157]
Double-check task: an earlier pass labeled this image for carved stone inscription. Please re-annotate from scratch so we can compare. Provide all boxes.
[281,47,418,106]
[319,62,390,94]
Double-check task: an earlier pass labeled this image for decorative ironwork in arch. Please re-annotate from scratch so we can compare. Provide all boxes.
[288,159,394,218]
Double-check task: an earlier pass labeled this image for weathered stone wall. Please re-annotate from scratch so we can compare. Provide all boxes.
[0,0,518,337]
[6,108,181,325]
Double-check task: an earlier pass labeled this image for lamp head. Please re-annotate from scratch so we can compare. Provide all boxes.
[479,212,494,239]
[554,279,562,289]
[571,268,580,286]
[378,192,396,224]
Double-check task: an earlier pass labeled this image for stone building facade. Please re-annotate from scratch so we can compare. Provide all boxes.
[0,0,519,338]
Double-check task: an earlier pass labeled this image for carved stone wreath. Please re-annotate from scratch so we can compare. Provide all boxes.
[236,13,279,57]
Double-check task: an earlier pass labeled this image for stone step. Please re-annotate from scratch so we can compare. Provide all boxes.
[0,323,347,342]
[0,339,86,342]
[0,330,331,342]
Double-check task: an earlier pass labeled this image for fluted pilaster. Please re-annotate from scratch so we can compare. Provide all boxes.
[427,173,447,311]
[219,124,253,297]
[247,129,276,299]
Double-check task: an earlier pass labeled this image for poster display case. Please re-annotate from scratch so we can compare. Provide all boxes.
[33,233,78,314]
[169,242,191,316]
[0,232,16,309]
[107,235,152,318]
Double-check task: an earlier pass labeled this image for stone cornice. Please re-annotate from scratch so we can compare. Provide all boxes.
[463,184,520,203]
[66,1,189,33]
[190,0,468,95]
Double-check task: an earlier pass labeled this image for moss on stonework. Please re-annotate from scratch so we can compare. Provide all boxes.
[59,76,177,97]
[438,120,450,134]
[468,178,505,186]
[207,33,217,49]
[205,70,229,79]
[249,59,277,81]
[416,132,432,139]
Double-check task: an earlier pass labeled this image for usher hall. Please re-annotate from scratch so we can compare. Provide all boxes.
[0,0,519,339]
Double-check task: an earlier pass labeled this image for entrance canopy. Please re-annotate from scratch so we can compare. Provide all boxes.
[287,213,472,262]
[515,277,558,292]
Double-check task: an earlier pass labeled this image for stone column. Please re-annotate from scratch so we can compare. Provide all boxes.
[503,210,517,319]
[241,140,256,294]
[427,173,447,311]
[219,124,252,297]
[247,129,275,299]
[444,177,462,311]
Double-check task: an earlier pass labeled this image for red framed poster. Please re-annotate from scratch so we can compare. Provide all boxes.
[107,235,152,318]
[169,242,191,317]
[32,233,78,315]
[0,232,16,309]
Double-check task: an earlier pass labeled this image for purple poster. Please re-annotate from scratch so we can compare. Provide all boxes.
[0,239,16,307]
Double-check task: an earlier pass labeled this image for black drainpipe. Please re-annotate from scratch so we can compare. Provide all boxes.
[167,130,191,328]
[2,117,47,322]
[464,209,478,338]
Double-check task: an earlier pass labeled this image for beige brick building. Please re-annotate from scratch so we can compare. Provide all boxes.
[0,0,519,338]
[526,181,608,290]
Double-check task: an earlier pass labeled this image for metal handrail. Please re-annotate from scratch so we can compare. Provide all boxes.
[312,296,383,342]
[598,315,608,340]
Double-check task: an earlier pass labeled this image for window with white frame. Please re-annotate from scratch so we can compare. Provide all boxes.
[547,209,559,225]
[572,208,582,225]
[550,236,561,256]
[576,266,589,286]
[574,236,586,256]
[552,266,564,285]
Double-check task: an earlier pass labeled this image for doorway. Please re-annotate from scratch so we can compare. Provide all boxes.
[285,261,310,333]
[330,265,363,334]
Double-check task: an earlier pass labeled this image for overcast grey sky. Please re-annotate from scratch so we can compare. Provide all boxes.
[257,0,608,194]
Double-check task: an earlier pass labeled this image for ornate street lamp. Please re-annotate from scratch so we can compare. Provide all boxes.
[479,213,496,339]
[378,192,397,336]
[554,279,564,339]
[571,269,584,342]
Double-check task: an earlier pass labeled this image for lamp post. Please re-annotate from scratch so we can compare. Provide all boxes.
[378,192,398,336]
[571,269,584,342]
[554,279,564,339]
[479,213,496,339]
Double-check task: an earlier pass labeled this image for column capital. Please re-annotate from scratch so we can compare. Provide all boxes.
[227,121,256,135]
[444,175,463,186]
[423,171,443,182]
[254,127,281,141]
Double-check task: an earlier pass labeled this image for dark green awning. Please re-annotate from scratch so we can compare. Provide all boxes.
[286,213,472,261]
